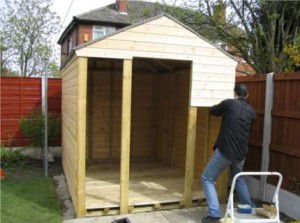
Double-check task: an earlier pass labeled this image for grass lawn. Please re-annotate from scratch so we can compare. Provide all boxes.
[1,162,62,223]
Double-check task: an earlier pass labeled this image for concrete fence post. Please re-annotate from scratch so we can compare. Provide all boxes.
[42,74,48,177]
[260,72,274,200]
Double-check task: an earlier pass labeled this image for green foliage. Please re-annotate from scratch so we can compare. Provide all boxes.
[183,0,300,73]
[282,37,300,72]
[20,109,61,148]
[0,147,25,168]
[48,62,62,78]
[0,67,19,77]
[0,0,61,77]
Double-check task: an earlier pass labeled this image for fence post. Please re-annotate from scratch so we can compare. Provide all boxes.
[42,74,48,177]
[260,72,274,200]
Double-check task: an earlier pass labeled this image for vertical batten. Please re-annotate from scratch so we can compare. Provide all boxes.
[183,63,198,207]
[120,59,133,214]
[184,107,198,207]
[77,57,88,216]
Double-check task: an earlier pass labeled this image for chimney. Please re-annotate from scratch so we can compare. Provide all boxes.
[116,0,128,15]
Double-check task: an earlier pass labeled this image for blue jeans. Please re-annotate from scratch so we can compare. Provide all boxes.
[201,149,254,218]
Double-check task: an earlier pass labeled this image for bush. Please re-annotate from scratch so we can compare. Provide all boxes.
[19,108,61,148]
[0,147,24,168]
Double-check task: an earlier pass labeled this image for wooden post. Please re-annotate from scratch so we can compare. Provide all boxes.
[203,108,211,163]
[260,72,274,200]
[120,59,133,214]
[77,57,88,216]
[183,107,197,207]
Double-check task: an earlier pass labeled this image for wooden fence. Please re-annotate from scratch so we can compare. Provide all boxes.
[237,71,300,192]
[0,77,61,146]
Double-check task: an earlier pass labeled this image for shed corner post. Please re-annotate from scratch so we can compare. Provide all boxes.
[183,106,198,207]
[77,57,88,217]
[120,59,133,214]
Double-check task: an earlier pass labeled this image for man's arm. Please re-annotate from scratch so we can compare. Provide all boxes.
[209,99,229,116]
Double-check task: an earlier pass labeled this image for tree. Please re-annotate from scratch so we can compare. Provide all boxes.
[0,0,61,77]
[181,0,300,73]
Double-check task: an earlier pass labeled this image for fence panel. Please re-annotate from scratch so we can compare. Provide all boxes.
[0,77,61,146]
[236,75,266,171]
[237,71,300,192]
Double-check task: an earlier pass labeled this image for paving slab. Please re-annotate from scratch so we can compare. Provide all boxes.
[63,207,210,223]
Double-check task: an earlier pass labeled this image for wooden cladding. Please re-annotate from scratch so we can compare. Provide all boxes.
[61,57,87,217]
[76,15,237,107]
[86,65,191,166]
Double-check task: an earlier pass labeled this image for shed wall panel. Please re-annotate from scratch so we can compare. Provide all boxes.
[62,57,79,213]
[62,57,87,216]
[76,16,237,107]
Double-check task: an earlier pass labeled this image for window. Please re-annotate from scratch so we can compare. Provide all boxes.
[67,37,72,54]
[93,25,116,40]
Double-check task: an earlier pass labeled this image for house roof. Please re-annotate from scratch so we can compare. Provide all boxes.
[76,1,162,24]
[58,1,163,44]
[60,13,237,68]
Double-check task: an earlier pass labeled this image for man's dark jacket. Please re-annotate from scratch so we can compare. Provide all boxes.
[209,98,256,162]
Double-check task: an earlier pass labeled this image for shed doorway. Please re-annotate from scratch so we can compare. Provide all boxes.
[85,58,203,213]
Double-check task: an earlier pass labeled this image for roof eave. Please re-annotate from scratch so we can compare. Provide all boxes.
[57,17,78,44]
[57,17,131,45]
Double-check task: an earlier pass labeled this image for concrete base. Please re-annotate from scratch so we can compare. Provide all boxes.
[246,176,300,219]
[62,206,220,223]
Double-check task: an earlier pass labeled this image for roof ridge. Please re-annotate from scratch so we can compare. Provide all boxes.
[75,1,156,19]
[75,3,115,18]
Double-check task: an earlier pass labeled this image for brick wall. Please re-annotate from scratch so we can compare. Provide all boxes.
[60,24,93,63]
[78,24,93,45]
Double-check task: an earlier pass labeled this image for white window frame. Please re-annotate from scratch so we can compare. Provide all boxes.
[92,25,116,40]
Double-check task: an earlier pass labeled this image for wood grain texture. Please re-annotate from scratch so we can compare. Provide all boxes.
[62,57,79,216]
[77,57,88,216]
[120,59,133,214]
[85,161,204,210]
[76,16,237,107]
[237,72,300,192]
[184,107,197,207]
[193,108,228,202]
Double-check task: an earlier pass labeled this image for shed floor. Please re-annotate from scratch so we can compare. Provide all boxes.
[85,160,204,210]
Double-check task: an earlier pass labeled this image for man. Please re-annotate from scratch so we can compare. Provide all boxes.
[201,84,256,223]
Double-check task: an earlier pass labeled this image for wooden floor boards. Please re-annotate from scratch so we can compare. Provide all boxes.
[85,160,204,210]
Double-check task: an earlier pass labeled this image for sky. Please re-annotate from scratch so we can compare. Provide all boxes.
[0,0,179,64]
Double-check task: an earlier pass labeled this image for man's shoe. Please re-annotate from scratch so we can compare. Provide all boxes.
[201,216,221,223]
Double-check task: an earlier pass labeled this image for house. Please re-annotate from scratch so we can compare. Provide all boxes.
[59,2,238,216]
[57,1,162,64]
[57,0,255,76]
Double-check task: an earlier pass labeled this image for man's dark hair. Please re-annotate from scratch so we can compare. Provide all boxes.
[234,84,248,98]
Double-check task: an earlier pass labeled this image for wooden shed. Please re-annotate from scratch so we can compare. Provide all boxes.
[61,14,237,217]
